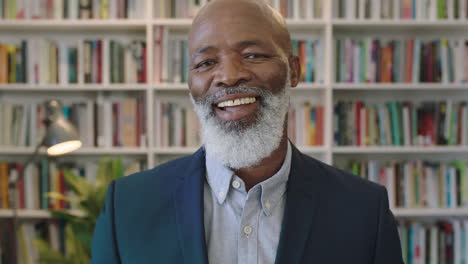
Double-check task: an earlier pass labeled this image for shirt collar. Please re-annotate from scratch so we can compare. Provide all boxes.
[259,141,292,216]
[205,141,292,215]
[205,151,234,204]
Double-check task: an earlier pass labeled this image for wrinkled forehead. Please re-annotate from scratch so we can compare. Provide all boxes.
[188,1,291,55]
[189,16,280,54]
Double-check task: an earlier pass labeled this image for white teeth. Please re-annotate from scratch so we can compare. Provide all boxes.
[217,97,256,108]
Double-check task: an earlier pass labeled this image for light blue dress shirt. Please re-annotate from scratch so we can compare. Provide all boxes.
[203,142,292,264]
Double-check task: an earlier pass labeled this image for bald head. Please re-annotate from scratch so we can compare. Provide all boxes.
[187,0,302,96]
[189,0,292,56]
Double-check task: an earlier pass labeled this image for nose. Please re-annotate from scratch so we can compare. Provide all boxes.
[213,56,252,88]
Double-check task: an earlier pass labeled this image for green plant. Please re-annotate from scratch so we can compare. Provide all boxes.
[33,156,125,264]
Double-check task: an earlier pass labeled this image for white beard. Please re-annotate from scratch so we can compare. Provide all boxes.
[190,80,290,169]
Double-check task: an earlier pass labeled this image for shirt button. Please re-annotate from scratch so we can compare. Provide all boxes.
[232,180,241,189]
[243,226,252,236]
[218,191,225,199]
[265,200,271,209]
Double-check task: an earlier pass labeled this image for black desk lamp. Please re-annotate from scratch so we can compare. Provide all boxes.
[7,100,82,262]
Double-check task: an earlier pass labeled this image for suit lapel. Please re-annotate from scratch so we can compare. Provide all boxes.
[275,145,323,264]
[173,148,209,264]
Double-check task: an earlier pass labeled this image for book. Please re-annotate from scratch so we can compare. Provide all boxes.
[293,39,323,83]
[343,159,468,209]
[336,36,468,84]
[334,100,468,147]
[337,0,466,20]
[287,103,324,146]
[155,100,200,147]
[0,159,146,211]
[0,163,8,208]
[109,39,146,84]
[121,98,137,147]
[1,95,145,149]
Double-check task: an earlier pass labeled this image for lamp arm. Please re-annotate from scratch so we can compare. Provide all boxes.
[8,136,45,263]
[9,137,45,189]
[22,137,45,173]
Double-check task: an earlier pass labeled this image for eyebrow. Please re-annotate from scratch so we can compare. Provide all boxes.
[194,45,217,56]
[192,40,268,57]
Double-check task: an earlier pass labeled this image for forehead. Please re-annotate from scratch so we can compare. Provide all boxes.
[189,15,281,54]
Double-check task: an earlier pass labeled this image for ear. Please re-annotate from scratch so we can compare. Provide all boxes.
[288,55,301,88]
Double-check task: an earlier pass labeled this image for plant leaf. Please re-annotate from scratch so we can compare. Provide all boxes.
[33,239,69,264]
[49,210,81,222]
[112,157,125,180]
[36,157,132,264]
[63,169,93,199]
[95,157,113,188]
[47,192,79,206]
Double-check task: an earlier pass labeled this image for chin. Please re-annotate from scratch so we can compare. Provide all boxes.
[197,92,289,169]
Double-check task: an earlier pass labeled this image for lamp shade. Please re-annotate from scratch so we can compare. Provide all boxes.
[43,100,82,156]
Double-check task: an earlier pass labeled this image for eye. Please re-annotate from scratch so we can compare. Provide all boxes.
[195,60,217,69]
[244,53,269,60]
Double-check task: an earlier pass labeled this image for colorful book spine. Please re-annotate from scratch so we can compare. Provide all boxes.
[343,159,468,209]
[336,36,466,84]
[334,100,468,147]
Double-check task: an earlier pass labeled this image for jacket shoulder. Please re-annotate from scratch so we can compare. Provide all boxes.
[113,154,196,199]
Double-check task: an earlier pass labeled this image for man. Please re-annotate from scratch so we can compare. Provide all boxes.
[91,0,403,263]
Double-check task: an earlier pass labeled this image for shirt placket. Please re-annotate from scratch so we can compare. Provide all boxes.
[238,186,260,264]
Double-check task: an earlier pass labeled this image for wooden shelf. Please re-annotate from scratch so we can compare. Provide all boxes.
[0,19,147,31]
[393,208,468,218]
[152,19,192,28]
[295,83,328,90]
[0,84,148,91]
[333,83,468,90]
[153,147,200,155]
[0,147,149,155]
[0,209,83,219]
[285,19,327,29]
[152,82,327,91]
[333,19,468,30]
[153,83,189,91]
[333,146,468,154]
[297,146,327,154]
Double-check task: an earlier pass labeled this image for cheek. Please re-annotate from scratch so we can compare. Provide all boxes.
[188,73,211,99]
[252,62,288,92]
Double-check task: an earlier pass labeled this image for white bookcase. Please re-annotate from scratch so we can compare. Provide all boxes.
[1,0,468,222]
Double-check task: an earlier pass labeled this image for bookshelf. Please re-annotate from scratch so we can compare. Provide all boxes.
[1,0,468,261]
[0,209,83,219]
[0,0,468,202]
[0,0,466,214]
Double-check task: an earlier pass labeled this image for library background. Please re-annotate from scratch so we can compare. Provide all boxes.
[0,0,468,263]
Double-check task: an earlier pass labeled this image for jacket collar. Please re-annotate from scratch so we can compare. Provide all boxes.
[173,147,209,264]
[274,144,324,264]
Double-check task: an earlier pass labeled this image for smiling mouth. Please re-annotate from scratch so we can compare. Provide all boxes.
[215,96,257,110]
[212,94,261,121]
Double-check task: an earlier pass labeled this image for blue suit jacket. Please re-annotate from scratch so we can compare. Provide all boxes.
[91,145,403,263]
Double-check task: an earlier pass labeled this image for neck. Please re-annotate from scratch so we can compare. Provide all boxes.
[233,133,288,191]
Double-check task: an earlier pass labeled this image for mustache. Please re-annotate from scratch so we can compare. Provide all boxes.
[192,86,273,107]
